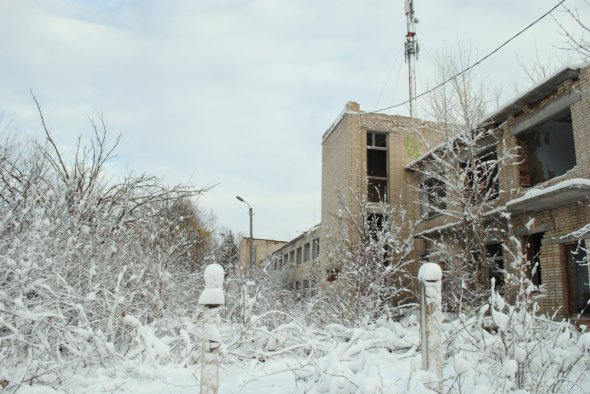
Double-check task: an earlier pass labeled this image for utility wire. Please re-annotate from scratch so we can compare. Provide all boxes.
[369,0,567,114]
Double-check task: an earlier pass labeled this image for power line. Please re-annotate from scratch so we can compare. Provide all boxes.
[369,0,567,114]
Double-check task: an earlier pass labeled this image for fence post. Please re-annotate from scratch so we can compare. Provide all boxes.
[418,262,443,387]
[198,264,225,394]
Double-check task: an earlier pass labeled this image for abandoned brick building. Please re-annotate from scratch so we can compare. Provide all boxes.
[267,63,590,318]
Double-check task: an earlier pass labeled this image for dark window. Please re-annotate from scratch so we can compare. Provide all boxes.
[565,241,589,315]
[422,178,446,217]
[368,179,388,203]
[486,243,505,293]
[526,233,544,286]
[296,247,302,264]
[303,242,311,262]
[464,150,499,202]
[374,133,387,147]
[367,150,387,177]
[312,238,320,259]
[289,251,294,264]
[520,110,576,187]
[367,131,387,148]
[283,254,288,265]
[367,131,388,203]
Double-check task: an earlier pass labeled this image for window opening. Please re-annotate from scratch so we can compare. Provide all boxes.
[367,131,388,202]
[519,110,576,187]
[526,232,544,286]
[303,242,311,262]
[312,238,320,259]
[565,241,589,315]
[486,243,505,293]
[422,178,446,217]
[296,247,302,265]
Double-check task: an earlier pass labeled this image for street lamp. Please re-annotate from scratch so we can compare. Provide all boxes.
[236,195,254,275]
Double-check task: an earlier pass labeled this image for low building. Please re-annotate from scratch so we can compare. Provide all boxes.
[238,237,286,273]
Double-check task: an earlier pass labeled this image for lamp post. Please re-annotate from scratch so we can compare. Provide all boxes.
[236,196,254,276]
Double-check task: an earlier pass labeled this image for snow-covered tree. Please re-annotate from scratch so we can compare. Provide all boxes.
[411,47,517,312]
[320,189,416,325]
[0,105,210,372]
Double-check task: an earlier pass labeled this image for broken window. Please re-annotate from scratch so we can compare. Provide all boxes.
[312,237,320,259]
[565,241,589,315]
[486,243,505,293]
[422,178,446,217]
[367,131,388,202]
[464,149,499,202]
[518,110,576,187]
[526,232,544,286]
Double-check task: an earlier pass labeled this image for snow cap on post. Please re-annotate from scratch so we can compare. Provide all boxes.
[198,263,225,306]
[418,262,442,283]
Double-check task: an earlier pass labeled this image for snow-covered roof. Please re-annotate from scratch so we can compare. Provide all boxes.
[507,178,590,214]
[484,64,587,126]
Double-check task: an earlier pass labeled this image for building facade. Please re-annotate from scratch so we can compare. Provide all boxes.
[269,64,590,319]
[409,64,590,318]
[238,237,286,272]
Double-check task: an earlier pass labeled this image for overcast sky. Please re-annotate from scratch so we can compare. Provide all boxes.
[1,0,588,241]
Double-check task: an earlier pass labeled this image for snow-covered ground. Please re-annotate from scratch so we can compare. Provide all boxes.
[4,310,590,394]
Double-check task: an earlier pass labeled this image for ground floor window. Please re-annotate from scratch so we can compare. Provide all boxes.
[565,241,589,315]
[526,232,544,286]
[486,243,505,293]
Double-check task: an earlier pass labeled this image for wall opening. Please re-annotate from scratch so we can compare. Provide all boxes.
[565,241,589,315]
[367,131,388,202]
[518,109,576,187]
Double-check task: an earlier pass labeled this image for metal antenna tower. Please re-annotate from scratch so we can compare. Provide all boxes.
[404,0,419,117]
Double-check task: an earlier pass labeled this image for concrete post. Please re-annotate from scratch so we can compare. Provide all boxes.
[418,263,443,386]
[198,264,225,394]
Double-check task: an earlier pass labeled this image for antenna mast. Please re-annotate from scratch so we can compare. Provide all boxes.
[404,0,419,117]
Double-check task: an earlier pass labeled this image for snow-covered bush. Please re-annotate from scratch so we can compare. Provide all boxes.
[444,278,590,393]
[0,114,210,376]
[320,192,416,325]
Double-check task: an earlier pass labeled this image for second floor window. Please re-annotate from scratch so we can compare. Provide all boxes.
[312,238,320,259]
[518,109,576,187]
[422,178,446,217]
[303,242,311,262]
[367,131,388,203]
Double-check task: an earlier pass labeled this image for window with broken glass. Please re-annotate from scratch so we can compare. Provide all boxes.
[518,109,576,187]
[422,177,446,217]
[367,131,388,203]
[486,243,505,294]
[463,149,500,203]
